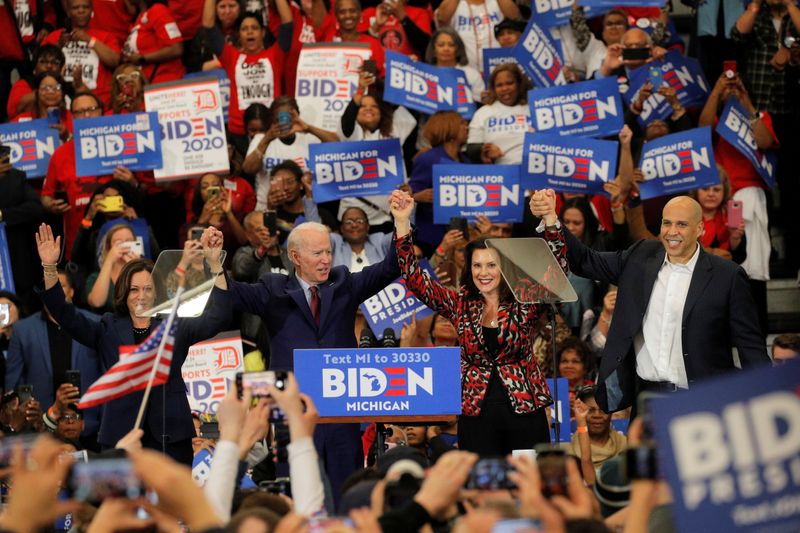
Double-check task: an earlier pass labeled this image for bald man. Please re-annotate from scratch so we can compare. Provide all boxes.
[563,196,769,413]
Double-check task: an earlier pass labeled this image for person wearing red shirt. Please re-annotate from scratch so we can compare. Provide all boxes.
[42,0,121,108]
[41,94,112,260]
[308,0,386,77]
[6,45,64,120]
[12,72,74,143]
[200,0,293,136]
[268,0,316,96]
[89,0,134,46]
[167,0,204,42]
[360,0,432,59]
[9,0,57,46]
[122,0,185,84]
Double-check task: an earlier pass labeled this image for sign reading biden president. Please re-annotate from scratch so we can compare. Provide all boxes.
[638,127,719,200]
[384,51,461,115]
[651,359,800,533]
[0,120,59,178]
[360,259,439,339]
[716,98,777,189]
[74,113,163,177]
[513,19,566,87]
[293,347,461,417]
[521,132,618,195]
[529,77,623,138]
[309,139,404,203]
[433,164,523,224]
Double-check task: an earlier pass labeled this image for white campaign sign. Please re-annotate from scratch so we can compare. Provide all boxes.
[144,77,229,181]
[181,331,244,414]
[295,42,373,132]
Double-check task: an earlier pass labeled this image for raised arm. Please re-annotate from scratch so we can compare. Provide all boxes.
[201,0,225,56]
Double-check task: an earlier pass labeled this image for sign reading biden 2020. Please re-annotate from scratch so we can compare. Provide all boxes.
[360,259,438,339]
[384,51,461,115]
[529,77,623,138]
[651,359,800,533]
[513,19,566,87]
[638,127,719,200]
[0,120,59,178]
[293,347,461,417]
[716,98,777,189]
[309,139,404,203]
[521,132,618,195]
[74,112,163,177]
[433,164,523,224]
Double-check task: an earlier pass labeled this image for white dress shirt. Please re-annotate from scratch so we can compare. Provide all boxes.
[633,243,701,388]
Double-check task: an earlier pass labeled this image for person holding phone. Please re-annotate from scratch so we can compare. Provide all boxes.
[362,0,432,58]
[188,173,248,267]
[35,223,232,464]
[390,188,569,456]
[423,28,484,103]
[110,63,147,114]
[85,223,142,311]
[11,72,72,143]
[597,28,666,82]
[691,171,747,263]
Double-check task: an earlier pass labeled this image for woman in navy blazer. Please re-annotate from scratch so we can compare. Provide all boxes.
[35,224,232,465]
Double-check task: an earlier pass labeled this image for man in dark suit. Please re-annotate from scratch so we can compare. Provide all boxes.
[210,220,400,503]
[6,269,102,445]
[564,195,769,413]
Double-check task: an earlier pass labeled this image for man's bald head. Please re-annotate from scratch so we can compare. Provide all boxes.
[664,196,703,223]
[660,196,704,264]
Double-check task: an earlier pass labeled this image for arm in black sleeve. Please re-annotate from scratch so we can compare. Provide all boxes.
[668,111,694,133]
[731,234,747,265]
[3,170,44,227]
[277,21,294,53]
[428,435,455,464]
[401,17,431,57]
[340,98,360,138]
[200,25,225,57]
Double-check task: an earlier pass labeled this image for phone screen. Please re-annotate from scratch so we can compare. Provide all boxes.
[237,371,288,398]
[68,458,144,504]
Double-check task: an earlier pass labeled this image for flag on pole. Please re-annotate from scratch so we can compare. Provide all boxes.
[78,320,178,409]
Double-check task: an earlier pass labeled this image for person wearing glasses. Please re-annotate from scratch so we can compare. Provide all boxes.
[110,63,147,115]
[6,44,65,120]
[11,72,72,142]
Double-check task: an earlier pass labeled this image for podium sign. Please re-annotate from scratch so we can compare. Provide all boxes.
[293,347,461,418]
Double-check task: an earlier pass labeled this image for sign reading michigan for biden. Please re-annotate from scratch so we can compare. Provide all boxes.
[529,77,623,138]
[0,120,59,178]
[73,112,163,177]
[650,359,800,533]
[521,132,618,195]
[512,19,566,87]
[384,51,461,115]
[293,347,461,417]
[716,98,777,189]
[638,127,719,200]
[309,139,404,203]
[433,165,523,224]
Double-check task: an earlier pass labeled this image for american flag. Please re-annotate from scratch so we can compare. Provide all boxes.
[78,320,178,409]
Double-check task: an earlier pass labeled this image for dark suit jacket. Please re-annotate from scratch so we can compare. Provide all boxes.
[227,241,400,370]
[39,284,232,447]
[6,310,103,436]
[564,230,769,413]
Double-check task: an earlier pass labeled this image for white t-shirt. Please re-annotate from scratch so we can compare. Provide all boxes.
[446,0,503,76]
[246,132,320,211]
[467,101,530,164]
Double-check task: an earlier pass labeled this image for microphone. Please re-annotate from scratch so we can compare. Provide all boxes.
[381,328,398,348]
[359,328,377,348]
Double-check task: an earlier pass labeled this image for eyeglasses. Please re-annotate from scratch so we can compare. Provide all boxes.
[116,72,142,84]
[342,218,367,226]
[60,413,83,422]
[73,105,100,116]
[39,83,62,93]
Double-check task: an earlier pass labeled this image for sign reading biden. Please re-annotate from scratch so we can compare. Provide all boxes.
[293,347,461,417]
[513,19,566,87]
[482,48,518,85]
[384,51,461,115]
[521,132,618,195]
[651,359,800,533]
[182,332,244,415]
[433,164,523,224]
[531,0,595,28]
[74,112,163,177]
[309,139,404,203]
[529,77,623,138]
[0,120,59,178]
[360,259,438,339]
[716,98,777,189]
[638,127,719,200]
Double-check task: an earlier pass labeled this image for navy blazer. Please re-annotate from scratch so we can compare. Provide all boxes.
[6,310,103,437]
[564,230,769,413]
[227,240,400,370]
[39,284,233,448]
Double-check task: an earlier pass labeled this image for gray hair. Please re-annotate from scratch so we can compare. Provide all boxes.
[287,222,331,253]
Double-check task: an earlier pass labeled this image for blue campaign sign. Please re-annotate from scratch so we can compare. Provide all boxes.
[293,347,462,418]
[716,98,777,189]
[521,132,618,195]
[73,112,163,177]
[360,259,438,339]
[512,19,567,87]
[0,223,15,293]
[310,138,404,203]
[384,50,460,115]
[482,48,519,85]
[0,119,59,178]
[433,164,524,224]
[638,127,720,200]
[546,378,571,443]
[650,359,800,533]
[579,0,664,7]
[184,69,231,124]
[445,67,477,119]
[528,77,624,138]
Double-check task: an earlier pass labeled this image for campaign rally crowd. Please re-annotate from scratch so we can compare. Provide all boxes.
[0,0,799,530]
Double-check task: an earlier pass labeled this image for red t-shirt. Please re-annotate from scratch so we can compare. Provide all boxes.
[7,79,32,120]
[268,1,316,96]
[42,29,121,108]
[315,17,386,77]
[219,43,285,135]
[0,6,24,62]
[713,111,779,193]
[167,0,204,41]
[89,0,134,47]
[41,141,111,259]
[700,210,731,250]
[358,6,431,57]
[125,4,185,84]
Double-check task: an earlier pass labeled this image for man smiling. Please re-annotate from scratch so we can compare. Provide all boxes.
[563,196,769,414]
